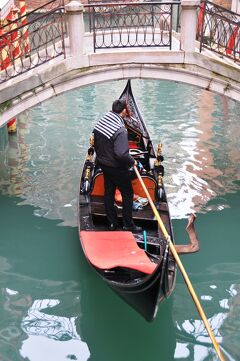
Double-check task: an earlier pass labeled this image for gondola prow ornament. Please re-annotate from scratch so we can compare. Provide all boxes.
[153,143,165,201]
[81,135,95,195]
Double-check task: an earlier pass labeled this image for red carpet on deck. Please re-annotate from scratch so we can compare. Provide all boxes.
[80,231,157,274]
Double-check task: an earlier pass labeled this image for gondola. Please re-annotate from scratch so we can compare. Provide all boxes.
[78,80,198,321]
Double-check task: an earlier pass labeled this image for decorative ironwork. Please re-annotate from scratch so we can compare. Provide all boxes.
[85,2,178,51]
[198,0,240,63]
[0,0,66,84]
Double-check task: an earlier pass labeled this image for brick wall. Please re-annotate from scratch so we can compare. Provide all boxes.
[20,0,88,11]
[212,0,232,9]
[18,0,233,12]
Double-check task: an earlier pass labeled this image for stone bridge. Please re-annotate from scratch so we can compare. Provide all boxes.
[0,0,239,127]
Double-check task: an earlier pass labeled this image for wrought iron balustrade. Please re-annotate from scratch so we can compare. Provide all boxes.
[0,0,66,84]
[85,1,180,51]
[198,0,240,63]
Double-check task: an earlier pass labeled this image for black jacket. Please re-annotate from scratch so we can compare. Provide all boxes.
[93,127,134,168]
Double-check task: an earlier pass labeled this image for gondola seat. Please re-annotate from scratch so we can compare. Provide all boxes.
[132,176,156,201]
[91,172,156,201]
[80,230,157,274]
[91,171,104,196]
[128,140,139,149]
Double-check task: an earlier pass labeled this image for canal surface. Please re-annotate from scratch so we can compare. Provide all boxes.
[0,79,239,361]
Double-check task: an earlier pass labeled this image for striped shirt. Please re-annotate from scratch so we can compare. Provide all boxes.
[94,111,124,139]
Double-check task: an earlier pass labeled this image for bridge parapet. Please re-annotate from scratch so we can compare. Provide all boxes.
[181,0,199,51]
[0,0,239,127]
[65,1,84,57]
[83,1,180,51]
[0,0,201,85]
[0,0,66,84]
[1,0,239,84]
[199,0,240,63]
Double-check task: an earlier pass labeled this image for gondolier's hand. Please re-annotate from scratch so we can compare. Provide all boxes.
[129,160,137,169]
[129,160,137,171]
[134,160,145,174]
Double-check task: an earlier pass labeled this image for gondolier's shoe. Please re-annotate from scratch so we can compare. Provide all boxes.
[123,224,142,232]
[109,223,118,231]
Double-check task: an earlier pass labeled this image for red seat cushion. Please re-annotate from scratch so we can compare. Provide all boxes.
[80,231,157,275]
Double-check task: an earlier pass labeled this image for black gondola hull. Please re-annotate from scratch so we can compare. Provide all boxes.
[78,80,177,321]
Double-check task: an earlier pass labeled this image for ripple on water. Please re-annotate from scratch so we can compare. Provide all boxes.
[173,262,240,360]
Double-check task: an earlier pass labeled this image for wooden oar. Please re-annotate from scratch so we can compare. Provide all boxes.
[133,165,225,361]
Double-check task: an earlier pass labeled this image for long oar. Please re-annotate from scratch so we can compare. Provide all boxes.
[133,165,225,361]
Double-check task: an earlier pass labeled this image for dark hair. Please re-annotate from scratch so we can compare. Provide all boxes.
[112,99,126,114]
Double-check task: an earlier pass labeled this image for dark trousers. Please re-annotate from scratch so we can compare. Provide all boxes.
[101,165,133,227]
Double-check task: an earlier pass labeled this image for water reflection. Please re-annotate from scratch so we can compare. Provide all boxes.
[20,298,90,361]
[141,83,240,218]
[0,268,90,361]
[21,299,80,341]
[173,263,240,360]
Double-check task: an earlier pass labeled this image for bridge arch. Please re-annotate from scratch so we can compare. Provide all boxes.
[1,0,240,127]
[1,59,239,127]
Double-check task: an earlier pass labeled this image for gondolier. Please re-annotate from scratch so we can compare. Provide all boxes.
[93,99,142,232]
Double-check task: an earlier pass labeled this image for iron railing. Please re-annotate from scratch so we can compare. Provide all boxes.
[198,0,240,63]
[85,2,180,52]
[1,0,238,85]
[0,0,66,84]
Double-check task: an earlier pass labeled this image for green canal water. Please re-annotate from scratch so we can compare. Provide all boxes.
[0,79,240,361]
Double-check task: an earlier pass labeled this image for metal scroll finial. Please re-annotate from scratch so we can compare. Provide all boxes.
[81,134,95,194]
[154,143,165,201]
